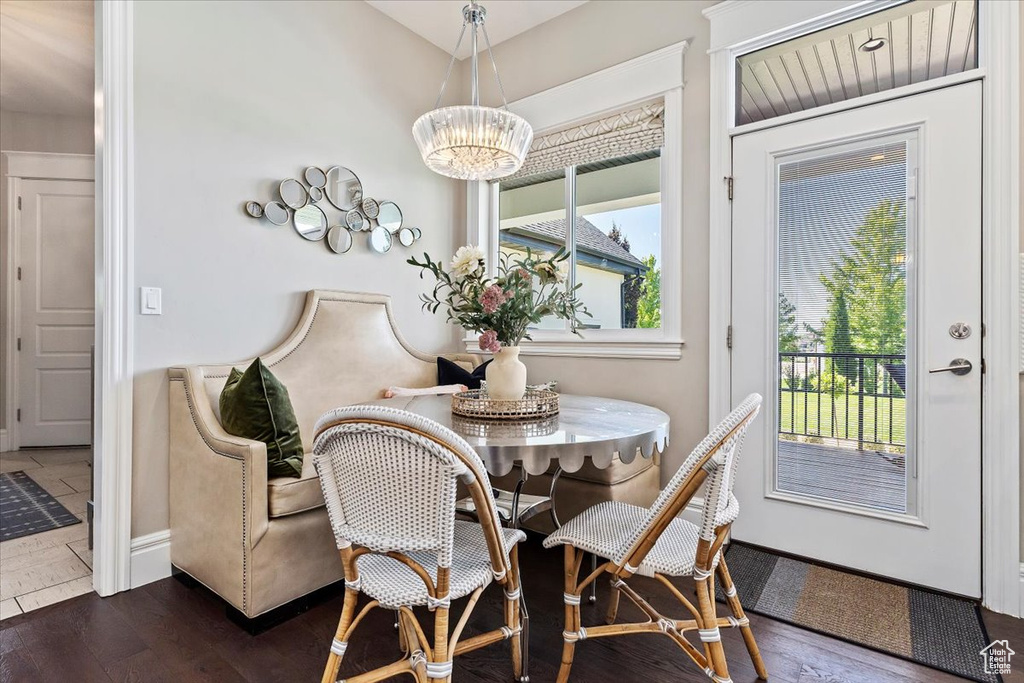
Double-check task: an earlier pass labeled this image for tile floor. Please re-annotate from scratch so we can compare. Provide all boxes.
[0,447,93,620]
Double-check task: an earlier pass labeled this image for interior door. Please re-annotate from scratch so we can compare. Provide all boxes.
[730,82,981,597]
[17,178,96,447]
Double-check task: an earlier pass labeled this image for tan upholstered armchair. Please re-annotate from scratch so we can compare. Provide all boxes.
[168,291,481,626]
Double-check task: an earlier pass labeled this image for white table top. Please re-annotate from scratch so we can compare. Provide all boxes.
[368,394,670,477]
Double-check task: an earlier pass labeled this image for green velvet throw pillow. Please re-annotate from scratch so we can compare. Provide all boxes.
[219,358,304,478]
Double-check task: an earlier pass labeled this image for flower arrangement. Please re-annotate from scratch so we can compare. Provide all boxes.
[407,245,590,352]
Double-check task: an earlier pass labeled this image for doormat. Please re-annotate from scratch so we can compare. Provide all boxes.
[718,542,999,683]
[0,471,81,542]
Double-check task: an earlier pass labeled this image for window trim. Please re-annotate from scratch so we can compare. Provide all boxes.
[466,41,690,360]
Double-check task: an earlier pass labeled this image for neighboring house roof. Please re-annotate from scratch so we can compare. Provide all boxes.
[503,217,646,274]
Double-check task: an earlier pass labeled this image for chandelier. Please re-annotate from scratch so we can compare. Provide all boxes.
[412,2,533,181]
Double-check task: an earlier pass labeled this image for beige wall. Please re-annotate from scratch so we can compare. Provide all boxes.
[0,109,95,435]
[0,110,94,154]
[131,0,463,537]
[479,0,715,482]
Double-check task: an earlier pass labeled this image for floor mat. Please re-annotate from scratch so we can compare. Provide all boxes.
[0,470,82,542]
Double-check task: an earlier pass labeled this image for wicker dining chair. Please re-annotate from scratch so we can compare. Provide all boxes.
[543,394,764,683]
[312,405,527,683]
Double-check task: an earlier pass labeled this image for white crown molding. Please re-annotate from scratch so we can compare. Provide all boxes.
[129,529,171,589]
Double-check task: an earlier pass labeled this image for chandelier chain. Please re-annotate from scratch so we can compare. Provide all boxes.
[433,19,469,111]
[480,22,510,110]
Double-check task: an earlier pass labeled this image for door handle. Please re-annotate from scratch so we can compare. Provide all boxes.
[928,358,972,375]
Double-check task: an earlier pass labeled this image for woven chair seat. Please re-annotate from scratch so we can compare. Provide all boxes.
[544,501,725,578]
[357,521,525,609]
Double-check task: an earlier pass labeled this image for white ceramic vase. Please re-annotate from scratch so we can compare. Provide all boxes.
[486,346,527,400]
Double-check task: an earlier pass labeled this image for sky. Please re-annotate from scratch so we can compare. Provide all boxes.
[584,203,662,264]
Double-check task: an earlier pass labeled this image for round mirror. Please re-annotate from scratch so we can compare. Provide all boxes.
[327,225,353,254]
[377,201,402,230]
[308,185,323,203]
[304,166,327,188]
[264,201,289,225]
[369,225,393,253]
[324,166,363,211]
[397,227,415,247]
[345,209,366,231]
[244,201,263,219]
[279,179,308,209]
[361,197,380,219]
[412,227,422,240]
[293,204,328,241]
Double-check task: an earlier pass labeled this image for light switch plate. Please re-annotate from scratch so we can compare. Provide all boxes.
[140,287,162,315]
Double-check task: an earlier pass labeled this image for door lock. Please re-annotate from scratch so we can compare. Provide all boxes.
[948,322,971,339]
[928,358,972,375]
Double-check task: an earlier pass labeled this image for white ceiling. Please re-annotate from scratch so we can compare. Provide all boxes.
[0,0,93,117]
[366,0,588,60]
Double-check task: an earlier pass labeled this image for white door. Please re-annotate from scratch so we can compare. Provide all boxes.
[730,82,981,597]
[17,179,96,447]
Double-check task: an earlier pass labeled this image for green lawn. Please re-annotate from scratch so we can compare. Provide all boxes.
[778,390,906,447]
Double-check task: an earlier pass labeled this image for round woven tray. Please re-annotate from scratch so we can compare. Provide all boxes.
[451,389,560,421]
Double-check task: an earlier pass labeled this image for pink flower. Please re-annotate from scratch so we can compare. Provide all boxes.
[479,284,507,313]
[478,330,501,353]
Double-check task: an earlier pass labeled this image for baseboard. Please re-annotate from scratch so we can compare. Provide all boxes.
[130,529,171,589]
[0,429,9,452]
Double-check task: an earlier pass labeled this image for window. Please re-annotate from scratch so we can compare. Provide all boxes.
[498,152,661,330]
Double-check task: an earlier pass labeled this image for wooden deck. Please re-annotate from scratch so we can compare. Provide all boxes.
[776,440,907,513]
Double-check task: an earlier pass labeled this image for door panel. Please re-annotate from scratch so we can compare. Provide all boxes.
[17,179,95,447]
[730,82,981,596]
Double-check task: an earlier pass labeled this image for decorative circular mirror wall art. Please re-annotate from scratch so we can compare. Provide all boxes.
[244,164,424,255]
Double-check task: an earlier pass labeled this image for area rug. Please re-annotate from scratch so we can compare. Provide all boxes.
[0,471,81,542]
[718,542,999,683]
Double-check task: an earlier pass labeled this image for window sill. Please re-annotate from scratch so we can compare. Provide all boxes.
[463,337,684,360]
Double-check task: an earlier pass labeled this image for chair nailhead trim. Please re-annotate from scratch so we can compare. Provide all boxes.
[698,627,721,642]
[426,595,451,610]
[425,661,454,678]
[563,592,582,606]
[345,576,361,591]
[504,586,521,600]
[724,585,737,597]
[330,639,348,656]
[563,628,588,642]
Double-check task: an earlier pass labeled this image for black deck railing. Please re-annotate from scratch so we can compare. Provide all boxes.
[778,351,906,450]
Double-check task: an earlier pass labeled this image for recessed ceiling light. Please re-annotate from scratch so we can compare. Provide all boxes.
[859,37,887,53]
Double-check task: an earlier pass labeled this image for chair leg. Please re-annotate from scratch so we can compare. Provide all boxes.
[507,544,524,681]
[322,587,359,683]
[695,572,731,683]
[605,581,621,625]
[556,546,582,683]
[717,558,767,680]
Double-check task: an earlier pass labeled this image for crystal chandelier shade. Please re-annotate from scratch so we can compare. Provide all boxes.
[413,3,533,181]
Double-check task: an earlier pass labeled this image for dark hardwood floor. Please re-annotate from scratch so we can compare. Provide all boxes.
[2,537,1021,682]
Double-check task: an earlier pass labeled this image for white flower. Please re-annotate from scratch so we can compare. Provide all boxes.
[450,245,485,278]
[535,260,567,285]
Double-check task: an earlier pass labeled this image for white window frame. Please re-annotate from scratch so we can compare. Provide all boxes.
[466,41,689,360]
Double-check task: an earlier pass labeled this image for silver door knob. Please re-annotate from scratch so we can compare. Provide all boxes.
[928,358,972,375]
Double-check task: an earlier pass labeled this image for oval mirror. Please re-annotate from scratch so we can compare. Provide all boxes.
[264,201,289,225]
[244,201,264,219]
[327,225,353,254]
[304,166,327,188]
[377,201,402,230]
[345,209,366,231]
[398,227,415,247]
[324,166,363,211]
[412,227,422,240]
[279,179,308,209]
[361,197,380,219]
[369,225,393,254]
[293,204,328,241]
[308,185,323,203]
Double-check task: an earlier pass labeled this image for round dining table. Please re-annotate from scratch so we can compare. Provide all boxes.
[369,393,670,683]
